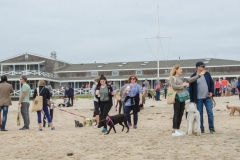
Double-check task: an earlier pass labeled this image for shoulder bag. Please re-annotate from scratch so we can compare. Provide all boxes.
[32,87,44,112]
[167,76,177,104]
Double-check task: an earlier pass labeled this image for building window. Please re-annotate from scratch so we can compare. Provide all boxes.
[136,70,142,75]
[112,71,119,76]
[92,71,98,77]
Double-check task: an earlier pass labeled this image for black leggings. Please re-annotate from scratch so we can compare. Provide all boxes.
[215,88,220,97]
[173,100,185,129]
[100,100,112,129]
[118,101,122,114]
[164,89,167,99]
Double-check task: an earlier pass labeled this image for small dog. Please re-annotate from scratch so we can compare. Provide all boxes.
[225,88,232,97]
[83,117,96,126]
[97,114,130,134]
[74,120,83,127]
[185,103,201,136]
[148,93,153,99]
[226,105,240,116]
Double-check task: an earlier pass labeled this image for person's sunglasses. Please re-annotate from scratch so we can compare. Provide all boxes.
[131,78,136,80]
[199,65,205,68]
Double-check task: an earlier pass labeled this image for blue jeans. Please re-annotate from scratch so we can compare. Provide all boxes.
[196,98,214,131]
[125,105,138,125]
[156,91,160,100]
[0,106,9,130]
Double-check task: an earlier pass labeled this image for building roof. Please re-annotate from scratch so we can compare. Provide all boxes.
[0,52,71,64]
[1,61,45,65]
[54,58,240,72]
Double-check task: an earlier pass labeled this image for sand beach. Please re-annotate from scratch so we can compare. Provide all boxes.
[1,96,240,160]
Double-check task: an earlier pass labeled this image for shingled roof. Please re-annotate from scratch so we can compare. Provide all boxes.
[54,58,240,72]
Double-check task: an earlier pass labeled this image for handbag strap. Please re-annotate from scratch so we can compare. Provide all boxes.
[169,76,177,87]
[37,87,44,96]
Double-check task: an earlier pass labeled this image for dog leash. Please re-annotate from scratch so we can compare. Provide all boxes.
[57,108,86,118]
[212,97,216,107]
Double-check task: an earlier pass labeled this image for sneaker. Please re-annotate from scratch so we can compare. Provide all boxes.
[128,122,132,127]
[210,129,216,134]
[39,128,43,131]
[51,127,55,130]
[94,124,98,128]
[177,130,186,135]
[19,127,28,130]
[172,131,183,136]
[101,128,107,133]
[133,125,137,129]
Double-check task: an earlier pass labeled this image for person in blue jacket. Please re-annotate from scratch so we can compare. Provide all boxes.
[65,86,74,106]
[189,61,215,134]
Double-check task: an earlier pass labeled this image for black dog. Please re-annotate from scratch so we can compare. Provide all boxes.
[148,93,152,99]
[75,120,83,127]
[97,114,130,134]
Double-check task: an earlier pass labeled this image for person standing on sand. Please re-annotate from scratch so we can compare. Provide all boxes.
[120,80,128,114]
[143,79,150,97]
[163,80,169,99]
[215,79,220,97]
[0,75,14,131]
[189,61,215,134]
[237,76,240,100]
[33,80,55,131]
[231,78,237,95]
[95,75,114,133]
[154,80,161,101]
[123,75,143,129]
[221,77,228,97]
[91,77,100,128]
[111,81,117,108]
[65,86,74,106]
[19,75,31,130]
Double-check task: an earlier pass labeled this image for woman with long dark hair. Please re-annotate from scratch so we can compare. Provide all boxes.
[95,75,113,133]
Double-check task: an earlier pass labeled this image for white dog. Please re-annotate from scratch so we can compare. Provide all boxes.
[185,103,201,136]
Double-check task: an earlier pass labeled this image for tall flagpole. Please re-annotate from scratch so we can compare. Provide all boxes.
[145,5,171,79]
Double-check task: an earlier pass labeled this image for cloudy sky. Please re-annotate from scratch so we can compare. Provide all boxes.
[0,0,239,64]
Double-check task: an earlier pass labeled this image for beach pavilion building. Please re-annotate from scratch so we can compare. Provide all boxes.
[0,52,240,97]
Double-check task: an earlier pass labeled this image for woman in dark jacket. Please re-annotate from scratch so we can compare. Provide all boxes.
[33,80,55,131]
[95,75,113,133]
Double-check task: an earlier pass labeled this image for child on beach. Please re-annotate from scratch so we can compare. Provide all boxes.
[58,96,70,107]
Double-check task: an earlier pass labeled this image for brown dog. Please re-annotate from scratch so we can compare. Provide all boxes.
[225,88,232,97]
[226,105,240,116]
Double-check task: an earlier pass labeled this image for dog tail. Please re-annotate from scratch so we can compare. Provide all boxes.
[226,105,231,110]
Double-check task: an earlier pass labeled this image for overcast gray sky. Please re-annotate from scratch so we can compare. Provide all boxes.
[0,0,239,64]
